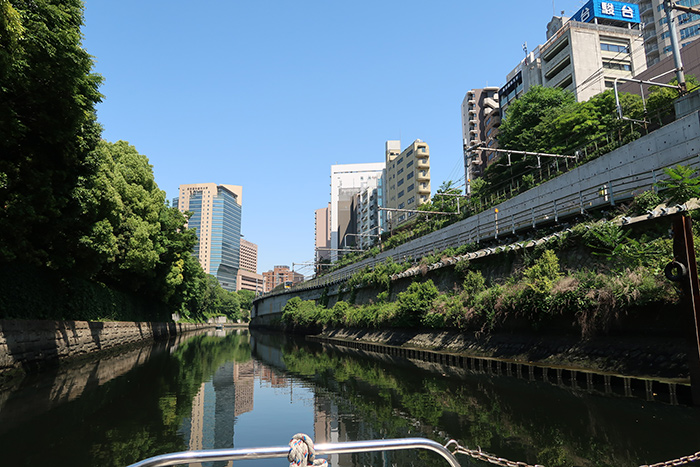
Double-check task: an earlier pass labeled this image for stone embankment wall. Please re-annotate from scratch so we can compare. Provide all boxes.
[314,328,691,380]
[0,319,211,376]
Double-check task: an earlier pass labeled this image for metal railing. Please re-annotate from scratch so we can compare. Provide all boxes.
[126,437,461,467]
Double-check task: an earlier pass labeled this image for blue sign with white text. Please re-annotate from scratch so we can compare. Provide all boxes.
[571,0,640,24]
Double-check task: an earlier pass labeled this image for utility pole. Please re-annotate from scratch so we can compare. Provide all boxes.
[664,0,694,92]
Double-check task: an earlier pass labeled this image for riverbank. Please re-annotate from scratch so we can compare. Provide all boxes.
[0,319,216,381]
[313,328,691,381]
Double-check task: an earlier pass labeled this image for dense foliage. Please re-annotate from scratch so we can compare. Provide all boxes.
[284,218,680,337]
[0,1,245,322]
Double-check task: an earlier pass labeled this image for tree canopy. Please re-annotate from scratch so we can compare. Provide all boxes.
[0,0,104,266]
[0,1,248,322]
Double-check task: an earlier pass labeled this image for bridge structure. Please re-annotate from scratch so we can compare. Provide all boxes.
[252,110,700,326]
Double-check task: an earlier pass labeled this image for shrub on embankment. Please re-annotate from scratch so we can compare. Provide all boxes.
[282,218,684,338]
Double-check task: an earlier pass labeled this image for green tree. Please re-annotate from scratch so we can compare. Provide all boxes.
[0,0,103,266]
[430,180,463,213]
[215,286,240,320]
[88,141,165,292]
[647,75,700,124]
[498,86,576,151]
[237,289,255,313]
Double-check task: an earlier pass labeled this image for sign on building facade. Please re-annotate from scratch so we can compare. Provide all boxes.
[571,0,640,24]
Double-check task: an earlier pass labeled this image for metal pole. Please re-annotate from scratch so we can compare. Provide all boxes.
[665,0,687,91]
[672,215,700,405]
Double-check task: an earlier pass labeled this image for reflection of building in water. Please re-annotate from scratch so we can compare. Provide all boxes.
[189,383,206,452]
[183,360,257,467]
[234,360,255,416]
[314,394,344,467]
[258,363,287,388]
[315,392,397,467]
[213,362,236,452]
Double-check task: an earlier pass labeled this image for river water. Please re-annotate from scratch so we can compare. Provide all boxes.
[1,328,699,467]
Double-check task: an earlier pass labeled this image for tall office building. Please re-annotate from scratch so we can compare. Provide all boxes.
[636,0,700,67]
[329,163,385,261]
[384,140,430,228]
[236,238,264,293]
[177,183,242,292]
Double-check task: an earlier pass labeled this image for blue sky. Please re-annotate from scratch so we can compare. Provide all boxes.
[82,1,588,275]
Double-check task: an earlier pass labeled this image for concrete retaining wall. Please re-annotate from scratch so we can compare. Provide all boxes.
[0,319,211,375]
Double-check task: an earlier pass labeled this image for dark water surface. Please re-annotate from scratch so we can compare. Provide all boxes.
[0,328,699,467]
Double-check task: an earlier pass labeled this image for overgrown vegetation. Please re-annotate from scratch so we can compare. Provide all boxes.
[284,214,681,338]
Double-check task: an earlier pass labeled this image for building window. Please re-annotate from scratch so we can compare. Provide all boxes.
[678,12,700,26]
[418,146,427,153]
[602,60,631,71]
[407,172,414,180]
[398,190,404,198]
[407,160,413,168]
[600,42,629,53]
[397,178,404,186]
[680,24,700,40]
[397,167,404,175]
[398,202,405,209]
[407,183,414,192]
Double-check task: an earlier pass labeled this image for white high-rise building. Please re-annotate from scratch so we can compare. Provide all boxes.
[329,163,385,262]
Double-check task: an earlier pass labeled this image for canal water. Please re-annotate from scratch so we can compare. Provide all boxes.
[1,328,699,467]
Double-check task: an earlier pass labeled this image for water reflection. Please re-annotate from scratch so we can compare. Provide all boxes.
[252,331,700,467]
[0,328,699,467]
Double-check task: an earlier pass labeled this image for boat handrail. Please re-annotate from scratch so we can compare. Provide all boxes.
[126,437,461,467]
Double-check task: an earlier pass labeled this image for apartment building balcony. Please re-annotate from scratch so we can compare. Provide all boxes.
[643,29,658,42]
[638,0,652,14]
[483,97,498,109]
[418,184,430,195]
[417,170,429,181]
[646,42,659,53]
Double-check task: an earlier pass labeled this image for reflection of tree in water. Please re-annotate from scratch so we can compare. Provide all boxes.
[282,344,700,467]
[0,330,253,467]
